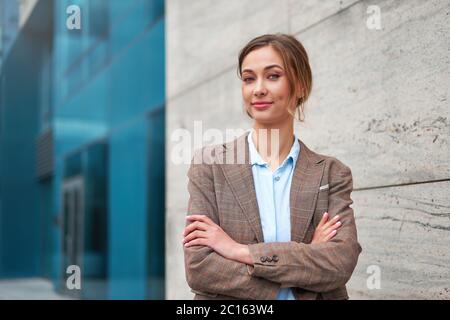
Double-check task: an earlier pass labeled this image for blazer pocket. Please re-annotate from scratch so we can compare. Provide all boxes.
[316,184,329,211]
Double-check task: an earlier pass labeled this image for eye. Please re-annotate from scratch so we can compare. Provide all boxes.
[268,74,280,80]
[243,77,254,83]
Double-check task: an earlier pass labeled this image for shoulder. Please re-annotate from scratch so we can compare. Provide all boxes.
[302,145,354,195]
[300,141,352,176]
[324,155,352,176]
[190,142,226,166]
[191,131,248,166]
[188,138,230,180]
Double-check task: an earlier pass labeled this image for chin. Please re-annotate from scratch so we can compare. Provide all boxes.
[251,114,279,125]
[251,111,292,127]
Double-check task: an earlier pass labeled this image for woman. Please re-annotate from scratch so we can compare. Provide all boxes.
[182,34,362,300]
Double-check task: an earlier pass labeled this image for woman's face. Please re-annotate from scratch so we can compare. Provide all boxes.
[241,45,296,125]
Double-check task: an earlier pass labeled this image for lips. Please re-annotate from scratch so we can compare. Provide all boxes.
[251,101,273,110]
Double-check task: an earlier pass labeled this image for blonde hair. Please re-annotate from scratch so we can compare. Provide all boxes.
[237,33,313,121]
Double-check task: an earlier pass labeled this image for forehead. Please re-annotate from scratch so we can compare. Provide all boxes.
[241,46,284,71]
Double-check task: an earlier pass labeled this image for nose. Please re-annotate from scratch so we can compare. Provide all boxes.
[253,80,267,97]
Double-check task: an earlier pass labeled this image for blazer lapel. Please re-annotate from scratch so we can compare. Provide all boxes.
[219,131,325,244]
[219,131,265,242]
[290,139,325,243]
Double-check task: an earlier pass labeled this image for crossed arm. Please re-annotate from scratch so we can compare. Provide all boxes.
[183,212,341,265]
[183,160,362,298]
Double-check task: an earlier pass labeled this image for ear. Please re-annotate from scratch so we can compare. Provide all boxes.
[295,83,303,99]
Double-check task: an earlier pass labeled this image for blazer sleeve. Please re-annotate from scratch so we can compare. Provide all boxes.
[183,148,280,299]
[246,160,362,293]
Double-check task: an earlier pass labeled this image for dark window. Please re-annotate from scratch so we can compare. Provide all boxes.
[89,0,109,40]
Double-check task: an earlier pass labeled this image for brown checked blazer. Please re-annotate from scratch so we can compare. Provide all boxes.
[184,131,362,300]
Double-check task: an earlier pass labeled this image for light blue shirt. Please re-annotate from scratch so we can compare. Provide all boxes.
[247,129,300,300]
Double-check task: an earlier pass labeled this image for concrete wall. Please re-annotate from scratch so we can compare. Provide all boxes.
[165,0,450,299]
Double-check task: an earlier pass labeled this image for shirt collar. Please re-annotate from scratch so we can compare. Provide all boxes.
[247,129,301,167]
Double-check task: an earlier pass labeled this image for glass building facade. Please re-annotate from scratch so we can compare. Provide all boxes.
[0,0,165,299]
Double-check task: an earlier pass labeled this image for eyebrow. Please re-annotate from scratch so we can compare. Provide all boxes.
[241,64,284,74]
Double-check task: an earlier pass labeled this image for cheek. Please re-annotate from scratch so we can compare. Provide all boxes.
[270,84,288,101]
[270,82,290,101]
[242,86,252,103]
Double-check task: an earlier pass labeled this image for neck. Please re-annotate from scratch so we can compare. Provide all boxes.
[251,120,295,166]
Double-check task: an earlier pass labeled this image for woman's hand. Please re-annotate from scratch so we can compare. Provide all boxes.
[311,212,341,244]
[183,215,252,264]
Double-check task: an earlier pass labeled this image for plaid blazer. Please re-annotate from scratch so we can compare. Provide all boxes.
[184,131,362,300]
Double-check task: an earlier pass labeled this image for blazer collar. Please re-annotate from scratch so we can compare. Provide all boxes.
[246,128,301,168]
[219,131,325,243]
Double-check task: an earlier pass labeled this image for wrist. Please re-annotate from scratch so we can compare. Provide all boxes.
[233,243,253,265]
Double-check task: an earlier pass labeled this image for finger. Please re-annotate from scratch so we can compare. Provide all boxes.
[183,230,207,244]
[183,229,207,244]
[184,238,208,247]
[316,212,329,229]
[183,221,209,236]
[186,214,205,221]
[323,229,337,242]
[186,215,214,226]
[323,220,342,234]
[321,214,340,230]
[196,215,215,225]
